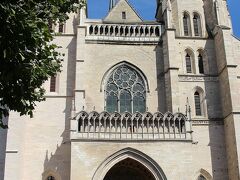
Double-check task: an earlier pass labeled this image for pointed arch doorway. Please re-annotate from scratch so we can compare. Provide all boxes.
[103,158,155,180]
[92,148,167,180]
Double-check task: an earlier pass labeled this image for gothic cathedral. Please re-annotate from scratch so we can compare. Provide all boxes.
[1,0,240,179]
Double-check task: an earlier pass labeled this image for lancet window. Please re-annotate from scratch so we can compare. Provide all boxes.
[186,53,192,73]
[183,12,191,36]
[105,65,146,113]
[193,13,201,36]
[194,91,202,116]
[198,54,204,74]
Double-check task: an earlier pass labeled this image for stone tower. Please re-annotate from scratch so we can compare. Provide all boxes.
[156,0,240,179]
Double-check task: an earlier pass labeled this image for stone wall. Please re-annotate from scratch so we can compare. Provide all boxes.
[71,124,227,180]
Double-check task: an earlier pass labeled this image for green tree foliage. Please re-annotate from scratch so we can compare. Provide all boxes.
[0,0,85,128]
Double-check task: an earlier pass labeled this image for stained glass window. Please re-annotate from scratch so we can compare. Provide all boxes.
[105,65,146,113]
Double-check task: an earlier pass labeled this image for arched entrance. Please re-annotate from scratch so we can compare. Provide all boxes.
[103,158,155,180]
[92,148,167,180]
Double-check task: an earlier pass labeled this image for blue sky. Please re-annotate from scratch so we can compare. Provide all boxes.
[87,0,240,38]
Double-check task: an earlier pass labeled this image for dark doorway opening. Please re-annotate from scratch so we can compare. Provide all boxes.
[103,158,156,180]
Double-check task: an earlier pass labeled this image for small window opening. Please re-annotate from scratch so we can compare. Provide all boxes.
[185,54,192,73]
[183,13,190,36]
[198,175,207,180]
[122,12,126,19]
[50,76,56,92]
[194,92,202,116]
[193,14,201,36]
[198,54,204,74]
[59,23,64,33]
[47,176,55,180]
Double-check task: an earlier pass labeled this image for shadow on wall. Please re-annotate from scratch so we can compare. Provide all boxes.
[155,39,166,113]
[42,32,77,180]
[203,40,228,179]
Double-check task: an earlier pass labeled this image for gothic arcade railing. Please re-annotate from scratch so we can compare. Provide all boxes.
[85,23,163,42]
[73,111,192,141]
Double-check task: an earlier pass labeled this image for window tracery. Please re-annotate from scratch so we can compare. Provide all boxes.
[105,65,146,113]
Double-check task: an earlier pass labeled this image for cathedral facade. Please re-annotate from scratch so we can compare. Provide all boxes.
[1,0,240,179]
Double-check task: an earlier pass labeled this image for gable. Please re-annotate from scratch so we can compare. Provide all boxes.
[104,0,142,23]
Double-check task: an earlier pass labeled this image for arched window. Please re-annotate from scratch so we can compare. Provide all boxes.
[198,54,204,74]
[194,91,202,116]
[47,176,55,180]
[183,12,191,36]
[185,53,192,73]
[193,13,201,36]
[198,174,207,180]
[105,65,146,113]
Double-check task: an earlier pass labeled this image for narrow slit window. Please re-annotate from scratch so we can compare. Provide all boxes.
[194,92,202,116]
[198,54,204,74]
[186,54,192,73]
[193,14,201,36]
[122,12,126,19]
[50,76,56,92]
[183,13,190,36]
[59,23,64,33]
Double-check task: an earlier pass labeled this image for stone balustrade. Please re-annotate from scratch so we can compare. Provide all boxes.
[73,111,192,141]
[85,23,163,42]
